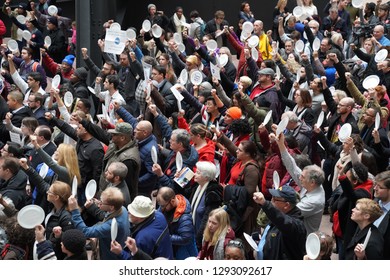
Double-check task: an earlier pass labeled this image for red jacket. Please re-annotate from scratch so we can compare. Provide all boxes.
[42,54,74,79]
[0,20,6,45]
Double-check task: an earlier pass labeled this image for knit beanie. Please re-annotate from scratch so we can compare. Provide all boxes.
[73,67,88,81]
[61,229,86,255]
[62,55,75,66]
[226,107,242,120]
[147,4,156,11]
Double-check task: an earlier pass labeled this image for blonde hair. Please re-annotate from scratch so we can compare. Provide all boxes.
[356,198,383,223]
[51,181,72,206]
[203,207,230,246]
[331,33,343,46]
[275,0,287,9]
[239,76,253,89]
[56,144,81,184]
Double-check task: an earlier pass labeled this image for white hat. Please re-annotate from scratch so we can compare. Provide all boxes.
[127,196,154,218]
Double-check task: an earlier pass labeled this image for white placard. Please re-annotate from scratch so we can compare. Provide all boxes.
[104,29,127,55]
[9,132,22,145]
[210,63,221,80]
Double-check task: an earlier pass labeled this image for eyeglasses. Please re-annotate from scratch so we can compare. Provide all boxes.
[97,200,110,206]
[363,112,375,117]
[46,190,57,196]
[227,240,244,249]
[374,182,388,190]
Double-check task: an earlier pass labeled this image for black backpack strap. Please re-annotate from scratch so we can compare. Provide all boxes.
[151,225,169,258]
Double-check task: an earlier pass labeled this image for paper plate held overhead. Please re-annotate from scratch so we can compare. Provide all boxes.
[64,91,73,107]
[151,146,158,164]
[217,53,228,67]
[72,175,78,196]
[190,70,203,86]
[251,47,259,61]
[276,117,289,136]
[111,218,118,241]
[176,151,183,172]
[52,74,61,89]
[87,86,95,94]
[44,36,52,47]
[48,5,58,16]
[242,21,254,33]
[375,112,381,130]
[17,205,45,229]
[375,49,388,62]
[85,179,97,200]
[352,0,364,8]
[362,75,380,90]
[362,228,371,250]
[273,170,280,189]
[338,123,352,143]
[243,232,258,251]
[16,15,26,24]
[179,69,188,85]
[305,232,321,260]
[142,20,151,32]
[247,35,259,48]
[262,110,272,126]
[152,25,162,38]
[316,111,325,128]
[206,39,218,51]
[312,37,320,52]
[293,6,303,17]
[126,28,136,40]
[39,163,49,179]
[295,39,305,53]
[110,22,121,30]
[22,30,31,41]
[177,43,185,53]
[173,33,182,44]
[7,39,19,52]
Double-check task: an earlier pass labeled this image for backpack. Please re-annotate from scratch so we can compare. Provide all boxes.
[223,185,249,236]
[193,21,206,40]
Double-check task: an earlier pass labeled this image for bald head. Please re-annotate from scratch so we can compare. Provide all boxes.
[374,25,385,40]
[134,120,153,141]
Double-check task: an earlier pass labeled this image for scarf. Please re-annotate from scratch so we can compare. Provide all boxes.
[191,182,209,224]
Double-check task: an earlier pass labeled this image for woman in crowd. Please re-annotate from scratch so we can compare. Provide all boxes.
[198,207,235,260]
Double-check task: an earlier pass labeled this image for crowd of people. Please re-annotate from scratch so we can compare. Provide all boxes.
[0,0,389,261]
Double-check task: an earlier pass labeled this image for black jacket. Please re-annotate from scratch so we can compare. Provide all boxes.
[0,170,28,210]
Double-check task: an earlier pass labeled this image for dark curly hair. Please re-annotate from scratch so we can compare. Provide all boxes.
[1,216,35,253]
[230,118,251,136]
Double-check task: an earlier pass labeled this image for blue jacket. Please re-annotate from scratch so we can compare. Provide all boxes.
[122,211,173,259]
[71,206,130,260]
[116,107,158,196]
[159,195,197,259]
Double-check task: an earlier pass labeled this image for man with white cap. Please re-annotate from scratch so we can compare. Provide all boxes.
[111,195,173,259]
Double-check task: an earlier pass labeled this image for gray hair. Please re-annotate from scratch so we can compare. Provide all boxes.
[196,161,217,181]
[172,129,191,149]
[109,162,128,180]
[303,165,325,186]
[282,111,299,123]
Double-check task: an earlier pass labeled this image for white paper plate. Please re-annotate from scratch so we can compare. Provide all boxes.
[87,86,95,94]
[276,117,289,136]
[126,28,136,40]
[338,123,352,143]
[362,228,371,250]
[375,49,388,62]
[243,232,258,251]
[295,39,305,53]
[362,75,380,90]
[247,35,259,48]
[44,36,52,47]
[48,5,58,16]
[251,47,258,61]
[173,33,182,44]
[375,112,381,130]
[176,151,183,172]
[111,217,118,241]
[296,68,301,83]
[7,39,18,52]
[64,91,73,107]
[179,69,188,85]
[177,43,185,53]
[52,74,61,89]
[352,0,364,8]
[316,111,325,128]
[72,175,78,196]
[151,146,158,164]
[190,70,203,86]
[16,15,26,24]
[206,39,218,51]
[85,179,97,200]
[217,53,228,67]
[313,37,320,52]
[142,20,151,32]
[242,21,254,33]
[110,22,121,30]
[306,232,321,260]
[39,163,49,178]
[273,170,280,189]
[22,30,31,41]
[276,66,281,80]
[17,205,45,229]
[152,25,162,38]
[262,110,272,126]
[293,6,303,17]
[240,31,251,42]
